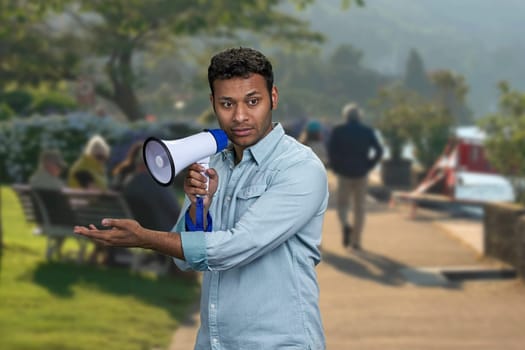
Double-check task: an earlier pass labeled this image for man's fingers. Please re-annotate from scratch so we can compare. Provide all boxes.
[74,225,107,240]
[101,218,117,227]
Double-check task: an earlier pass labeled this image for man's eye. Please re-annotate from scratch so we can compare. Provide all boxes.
[247,98,259,106]
[222,101,233,108]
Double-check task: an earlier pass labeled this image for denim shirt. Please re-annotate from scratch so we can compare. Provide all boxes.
[173,123,328,350]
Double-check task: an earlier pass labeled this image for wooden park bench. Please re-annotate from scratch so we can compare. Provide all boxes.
[12,184,138,262]
[11,185,161,272]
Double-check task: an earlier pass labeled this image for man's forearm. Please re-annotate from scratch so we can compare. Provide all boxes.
[142,228,185,260]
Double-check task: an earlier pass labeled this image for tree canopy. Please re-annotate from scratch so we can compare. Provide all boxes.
[478,81,525,204]
[1,0,364,121]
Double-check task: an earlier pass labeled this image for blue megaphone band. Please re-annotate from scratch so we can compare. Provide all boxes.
[206,129,229,152]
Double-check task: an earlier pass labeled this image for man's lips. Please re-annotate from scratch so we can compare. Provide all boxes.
[231,128,252,137]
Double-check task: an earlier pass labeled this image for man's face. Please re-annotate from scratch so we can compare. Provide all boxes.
[211,73,278,161]
[47,162,63,177]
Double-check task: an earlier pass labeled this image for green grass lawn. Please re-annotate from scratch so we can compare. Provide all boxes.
[0,186,200,350]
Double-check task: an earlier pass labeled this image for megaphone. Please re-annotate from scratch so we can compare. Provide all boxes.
[143,129,229,186]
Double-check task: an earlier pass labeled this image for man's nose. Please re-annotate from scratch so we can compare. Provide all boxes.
[233,103,248,122]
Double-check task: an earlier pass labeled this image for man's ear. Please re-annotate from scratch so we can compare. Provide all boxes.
[271,86,279,110]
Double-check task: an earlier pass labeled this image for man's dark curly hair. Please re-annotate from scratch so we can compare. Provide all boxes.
[208,47,274,99]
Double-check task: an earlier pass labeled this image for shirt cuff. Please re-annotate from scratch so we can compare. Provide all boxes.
[180,231,208,271]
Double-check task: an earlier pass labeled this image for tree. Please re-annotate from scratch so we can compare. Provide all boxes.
[478,81,525,204]
[3,0,364,121]
[404,48,433,98]
[369,84,453,171]
[429,69,473,126]
[0,1,80,91]
[369,85,419,162]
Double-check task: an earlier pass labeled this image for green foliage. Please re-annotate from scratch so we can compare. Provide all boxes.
[36,0,333,121]
[29,91,78,115]
[0,186,199,350]
[478,82,525,204]
[369,85,418,161]
[429,69,473,126]
[404,48,433,98]
[0,0,79,87]
[369,84,453,169]
[275,44,390,119]
[0,90,33,114]
[0,113,128,183]
[0,88,78,117]
[0,103,15,122]
[405,104,453,170]
[402,51,473,127]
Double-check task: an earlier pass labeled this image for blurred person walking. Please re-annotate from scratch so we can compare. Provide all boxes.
[300,119,328,167]
[328,103,383,249]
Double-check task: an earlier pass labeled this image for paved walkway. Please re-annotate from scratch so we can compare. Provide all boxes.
[170,198,525,349]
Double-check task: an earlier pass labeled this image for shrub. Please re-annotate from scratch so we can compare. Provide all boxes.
[29,92,78,115]
[0,112,199,184]
[0,90,33,115]
[0,113,128,183]
[0,103,15,122]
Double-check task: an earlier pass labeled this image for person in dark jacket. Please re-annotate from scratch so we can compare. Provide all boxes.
[121,142,181,232]
[328,103,383,249]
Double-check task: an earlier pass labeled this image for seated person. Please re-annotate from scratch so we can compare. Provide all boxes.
[29,149,67,190]
[120,144,181,271]
[122,143,181,232]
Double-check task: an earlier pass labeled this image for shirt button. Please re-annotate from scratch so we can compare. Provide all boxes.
[213,338,218,343]
[226,196,231,201]
[211,304,216,309]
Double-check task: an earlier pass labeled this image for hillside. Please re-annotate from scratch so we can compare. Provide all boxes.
[297,0,525,117]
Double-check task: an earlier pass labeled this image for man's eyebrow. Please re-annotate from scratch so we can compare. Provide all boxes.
[218,90,261,101]
[245,90,262,98]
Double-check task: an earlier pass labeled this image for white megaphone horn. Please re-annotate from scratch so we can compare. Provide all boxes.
[143,129,229,186]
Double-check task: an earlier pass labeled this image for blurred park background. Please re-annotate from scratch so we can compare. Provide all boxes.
[1,0,525,349]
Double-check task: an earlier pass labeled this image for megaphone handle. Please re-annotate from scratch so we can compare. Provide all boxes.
[197,157,210,194]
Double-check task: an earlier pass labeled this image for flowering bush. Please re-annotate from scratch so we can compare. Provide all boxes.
[0,113,200,184]
[0,113,128,183]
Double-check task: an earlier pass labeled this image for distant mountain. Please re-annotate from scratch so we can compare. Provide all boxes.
[296,0,525,117]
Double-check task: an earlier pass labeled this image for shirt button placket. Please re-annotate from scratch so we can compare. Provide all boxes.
[209,272,220,349]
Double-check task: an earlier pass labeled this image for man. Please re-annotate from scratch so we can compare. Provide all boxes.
[29,149,67,190]
[328,103,383,250]
[74,47,329,349]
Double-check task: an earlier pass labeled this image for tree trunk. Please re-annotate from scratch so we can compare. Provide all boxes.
[103,49,145,122]
[114,83,144,122]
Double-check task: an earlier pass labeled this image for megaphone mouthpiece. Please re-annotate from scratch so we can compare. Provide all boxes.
[143,129,228,186]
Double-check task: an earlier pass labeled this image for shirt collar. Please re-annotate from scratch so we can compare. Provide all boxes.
[247,122,284,166]
[221,122,284,166]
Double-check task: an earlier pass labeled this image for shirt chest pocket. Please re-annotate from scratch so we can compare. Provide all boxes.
[234,185,267,221]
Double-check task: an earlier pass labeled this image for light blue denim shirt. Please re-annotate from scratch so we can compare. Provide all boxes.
[173,123,328,350]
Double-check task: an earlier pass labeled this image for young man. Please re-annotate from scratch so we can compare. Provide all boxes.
[74,47,329,349]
